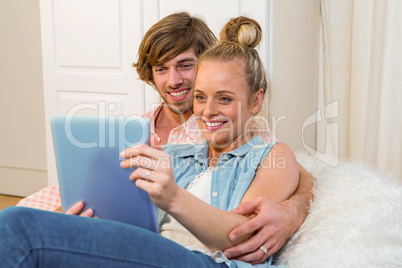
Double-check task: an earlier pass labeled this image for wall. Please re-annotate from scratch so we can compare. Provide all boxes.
[0,0,48,196]
[269,0,320,152]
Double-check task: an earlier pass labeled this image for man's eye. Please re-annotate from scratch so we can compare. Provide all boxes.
[180,64,193,70]
[154,68,165,73]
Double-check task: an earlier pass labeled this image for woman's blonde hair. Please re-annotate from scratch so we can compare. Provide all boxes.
[134,12,217,86]
[199,16,268,102]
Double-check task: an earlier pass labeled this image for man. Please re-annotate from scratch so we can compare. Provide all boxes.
[132,12,313,263]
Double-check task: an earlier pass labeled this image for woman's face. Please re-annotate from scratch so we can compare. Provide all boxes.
[194,60,261,148]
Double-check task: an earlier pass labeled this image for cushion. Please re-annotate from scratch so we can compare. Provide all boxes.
[275,152,402,267]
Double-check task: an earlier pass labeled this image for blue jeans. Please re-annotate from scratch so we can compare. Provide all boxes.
[0,207,228,268]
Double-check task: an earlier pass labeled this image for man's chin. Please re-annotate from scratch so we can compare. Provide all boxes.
[165,103,193,116]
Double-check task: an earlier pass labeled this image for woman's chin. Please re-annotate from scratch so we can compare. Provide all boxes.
[205,134,233,148]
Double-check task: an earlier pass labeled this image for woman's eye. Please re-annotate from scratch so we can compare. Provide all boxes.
[220,97,231,102]
[195,95,205,101]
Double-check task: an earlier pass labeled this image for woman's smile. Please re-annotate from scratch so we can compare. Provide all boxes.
[203,119,228,131]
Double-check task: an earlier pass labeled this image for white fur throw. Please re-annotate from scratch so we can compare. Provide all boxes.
[275,152,402,268]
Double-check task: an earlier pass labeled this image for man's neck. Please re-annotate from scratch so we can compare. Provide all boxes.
[152,104,193,147]
[155,104,192,129]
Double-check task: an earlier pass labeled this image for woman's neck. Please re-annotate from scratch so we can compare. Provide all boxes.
[207,133,249,167]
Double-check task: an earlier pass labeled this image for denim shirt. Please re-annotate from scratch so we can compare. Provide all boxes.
[161,136,279,268]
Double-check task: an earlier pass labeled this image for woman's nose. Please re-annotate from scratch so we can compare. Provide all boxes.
[204,100,219,117]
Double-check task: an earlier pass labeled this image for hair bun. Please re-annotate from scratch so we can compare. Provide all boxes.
[219,16,262,49]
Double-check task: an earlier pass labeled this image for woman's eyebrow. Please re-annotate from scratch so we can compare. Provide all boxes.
[215,90,236,95]
[194,90,236,95]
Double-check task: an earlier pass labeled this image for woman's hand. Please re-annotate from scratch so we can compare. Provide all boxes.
[120,144,181,211]
[56,201,94,217]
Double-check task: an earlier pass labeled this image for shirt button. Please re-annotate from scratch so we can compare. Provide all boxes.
[223,155,228,160]
[212,192,218,197]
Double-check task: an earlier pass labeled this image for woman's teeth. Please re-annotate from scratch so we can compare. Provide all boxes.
[170,90,189,97]
[206,121,224,127]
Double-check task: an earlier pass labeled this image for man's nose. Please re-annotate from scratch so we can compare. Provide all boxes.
[167,69,183,88]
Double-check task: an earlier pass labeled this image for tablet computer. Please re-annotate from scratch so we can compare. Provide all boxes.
[51,115,158,232]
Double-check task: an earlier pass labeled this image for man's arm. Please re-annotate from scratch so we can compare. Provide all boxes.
[282,163,314,233]
[223,163,314,264]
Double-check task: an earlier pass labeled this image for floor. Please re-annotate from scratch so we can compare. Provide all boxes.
[0,194,23,211]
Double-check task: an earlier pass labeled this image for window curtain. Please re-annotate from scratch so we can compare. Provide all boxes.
[318,0,402,180]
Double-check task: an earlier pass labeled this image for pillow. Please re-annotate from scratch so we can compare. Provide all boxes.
[275,152,402,267]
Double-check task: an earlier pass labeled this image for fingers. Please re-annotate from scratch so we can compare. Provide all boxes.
[226,242,277,264]
[65,201,84,215]
[228,214,266,242]
[64,201,94,217]
[232,248,265,264]
[120,144,165,160]
[128,168,157,197]
[129,167,155,182]
[224,227,269,258]
[120,155,158,170]
[223,230,277,264]
[133,177,153,194]
[120,145,171,171]
[80,208,94,217]
[230,197,262,216]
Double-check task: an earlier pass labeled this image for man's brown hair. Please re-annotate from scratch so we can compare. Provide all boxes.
[133,12,217,86]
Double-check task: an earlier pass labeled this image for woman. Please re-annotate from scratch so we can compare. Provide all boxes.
[0,16,298,267]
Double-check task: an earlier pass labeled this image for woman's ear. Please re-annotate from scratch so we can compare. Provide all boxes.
[251,88,264,114]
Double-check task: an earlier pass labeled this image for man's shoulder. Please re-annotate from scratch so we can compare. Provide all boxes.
[141,110,152,119]
[141,104,163,120]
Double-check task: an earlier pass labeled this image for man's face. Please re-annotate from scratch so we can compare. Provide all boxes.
[152,49,197,115]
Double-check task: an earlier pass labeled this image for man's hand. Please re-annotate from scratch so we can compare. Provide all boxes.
[56,201,94,217]
[223,197,294,264]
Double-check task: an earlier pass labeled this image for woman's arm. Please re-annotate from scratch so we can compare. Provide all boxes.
[120,143,299,252]
[223,163,314,263]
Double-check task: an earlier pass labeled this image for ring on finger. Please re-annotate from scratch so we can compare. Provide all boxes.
[259,246,268,255]
[145,171,150,181]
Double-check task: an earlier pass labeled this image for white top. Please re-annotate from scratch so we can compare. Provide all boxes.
[159,167,230,266]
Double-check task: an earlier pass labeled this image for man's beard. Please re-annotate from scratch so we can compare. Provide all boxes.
[162,97,194,115]
[160,87,194,115]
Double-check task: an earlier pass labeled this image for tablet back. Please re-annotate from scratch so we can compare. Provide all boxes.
[51,115,158,232]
